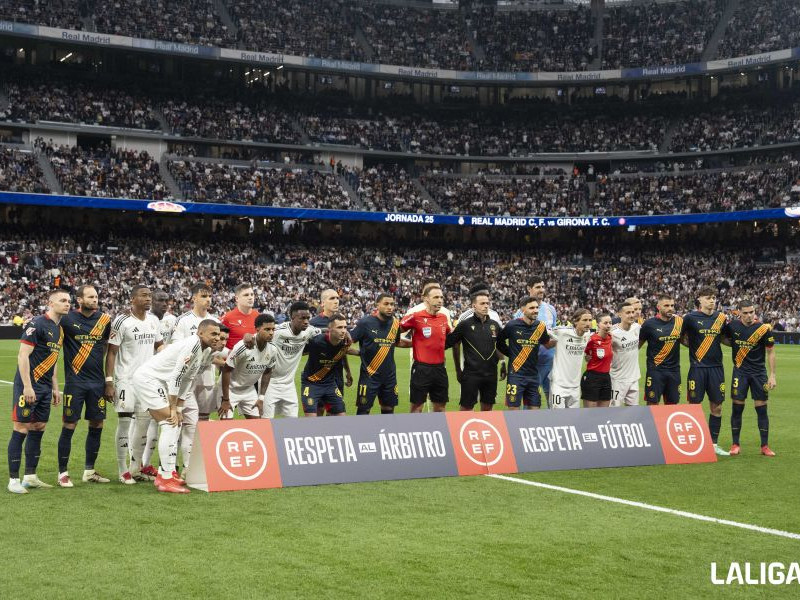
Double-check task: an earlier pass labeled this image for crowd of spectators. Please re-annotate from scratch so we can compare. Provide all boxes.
[0,0,85,29]
[354,164,431,214]
[301,112,409,152]
[168,159,353,209]
[1,227,798,328]
[45,143,171,200]
[0,147,49,193]
[718,0,800,58]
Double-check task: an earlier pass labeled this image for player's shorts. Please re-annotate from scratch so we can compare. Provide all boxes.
[356,374,399,411]
[581,371,613,402]
[263,380,298,418]
[610,379,639,407]
[229,388,260,418]
[182,392,198,427]
[460,374,497,409]
[194,384,217,414]
[11,383,52,423]
[547,384,580,409]
[113,378,139,413]
[131,375,169,411]
[687,366,725,405]
[410,362,449,406]
[644,368,681,405]
[731,368,768,402]
[301,381,346,415]
[505,372,541,408]
[62,381,106,422]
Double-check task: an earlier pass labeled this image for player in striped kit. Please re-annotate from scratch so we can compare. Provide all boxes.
[545,309,593,409]
[610,302,641,407]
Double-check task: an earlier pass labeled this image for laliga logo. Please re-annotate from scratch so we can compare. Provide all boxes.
[215,428,268,480]
[785,206,800,218]
[459,418,504,466]
[665,412,705,456]
[147,201,186,213]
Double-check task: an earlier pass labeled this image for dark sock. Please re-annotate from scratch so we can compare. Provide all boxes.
[356,406,371,415]
[57,427,75,473]
[755,405,769,446]
[85,426,103,470]
[8,430,26,479]
[380,407,394,415]
[708,414,722,444]
[730,403,745,445]
[24,430,44,475]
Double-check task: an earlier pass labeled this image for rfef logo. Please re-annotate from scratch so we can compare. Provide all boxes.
[445,412,517,476]
[215,428,268,481]
[650,404,716,464]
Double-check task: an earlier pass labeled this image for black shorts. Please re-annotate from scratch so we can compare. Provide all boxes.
[581,371,612,402]
[410,362,449,406]
[12,383,52,423]
[301,381,346,415]
[644,368,681,405]
[356,374,399,411]
[63,381,107,422]
[687,366,725,405]
[460,374,497,409]
[505,373,540,408]
[731,368,769,402]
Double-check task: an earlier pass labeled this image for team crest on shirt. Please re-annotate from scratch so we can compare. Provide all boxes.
[422,327,432,338]
[22,408,30,417]
[596,349,605,359]
[26,327,35,336]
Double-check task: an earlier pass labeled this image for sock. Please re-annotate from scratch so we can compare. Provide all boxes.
[755,405,769,446]
[180,422,196,470]
[128,412,150,473]
[730,403,745,446]
[708,414,722,444]
[380,407,394,415]
[356,405,371,415]
[157,422,180,478]
[115,416,132,474]
[85,426,102,470]
[7,430,26,479]
[24,430,44,475]
[57,426,75,473]
[142,418,158,466]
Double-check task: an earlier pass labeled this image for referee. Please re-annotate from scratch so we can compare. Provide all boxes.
[447,292,506,411]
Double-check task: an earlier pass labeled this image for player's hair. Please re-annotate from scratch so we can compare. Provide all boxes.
[152,289,168,300]
[190,283,211,297]
[131,284,150,299]
[218,325,230,334]
[526,276,545,288]
[75,284,96,298]
[422,282,441,296]
[255,313,276,328]
[49,288,70,300]
[289,301,310,316]
[571,308,591,322]
[330,312,347,324]
[657,294,674,303]
[320,288,338,301]
[234,283,252,295]
[739,299,756,310]
[619,302,634,312]
[596,311,613,323]
[470,291,490,304]
[376,292,394,303]
[519,295,539,308]
[420,278,438,292]
[624,296,640,305]
[468,281,490,296]
[197,319,220,332]
[696,286,716,299]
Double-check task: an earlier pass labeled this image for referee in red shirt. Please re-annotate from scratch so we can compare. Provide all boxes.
[221,283,260,349]
[400,285,451,413]
[582,312,614,408]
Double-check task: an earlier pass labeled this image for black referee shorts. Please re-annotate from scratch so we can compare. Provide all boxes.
[460,374,497,409]
[410,362,449,406]
[581,371,613,402]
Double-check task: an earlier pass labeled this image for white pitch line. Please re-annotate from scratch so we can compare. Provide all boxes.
[0,379,14,385]
[488,473,800,541]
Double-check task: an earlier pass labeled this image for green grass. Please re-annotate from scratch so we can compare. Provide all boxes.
[1,341,798,599]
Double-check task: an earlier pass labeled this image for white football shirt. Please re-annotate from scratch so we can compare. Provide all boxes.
[611,323,641,384]
[270,322,322,385]
[109,312,163,381]
[152,311,176,345]
[171,310,219,385]
[135,336,211,397]
[549,326,591,391]
[225,340,278,393]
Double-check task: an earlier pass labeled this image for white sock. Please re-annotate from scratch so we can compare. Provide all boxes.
[157,421,180,479]
[180,422,196,470]
[115,417,132,474]
[142,418,158,466]
[128,412,151,474]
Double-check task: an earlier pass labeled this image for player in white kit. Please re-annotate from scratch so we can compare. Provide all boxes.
[220,314,278,418]
[131,319,220,493]
[264,301,322,418]
[104,285,163,484]
[610,303,642,407]
[545,308,593,409]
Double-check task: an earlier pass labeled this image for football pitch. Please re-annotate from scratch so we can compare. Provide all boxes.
[0,340,798,599]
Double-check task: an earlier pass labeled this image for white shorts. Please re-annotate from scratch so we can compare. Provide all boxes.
[548,385,580,409]
[195,383,217,414]
[263,381,298,418]
[611,380,640,407]
[182,393,198,426]
[113,378,138,413]
[131,376,169,412]
[230,388,260,418]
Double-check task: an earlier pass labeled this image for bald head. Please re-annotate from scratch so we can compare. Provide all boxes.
[320,288,340,316]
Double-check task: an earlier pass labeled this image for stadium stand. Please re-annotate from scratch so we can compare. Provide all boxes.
[0,147,50,193]
[717,0,800,58]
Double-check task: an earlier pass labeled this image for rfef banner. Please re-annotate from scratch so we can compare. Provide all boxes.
[183,405,715,492]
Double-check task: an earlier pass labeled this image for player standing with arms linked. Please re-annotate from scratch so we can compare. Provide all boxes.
[514,277,557,409]
[582,313,614,408]
[221,283,260,350]
[7,289,69,494]
[727,301,777,457]
[498,297,549,410]
[639,294,684,406]
[610,302,641,408]
[301,314,351,417]
[546,309,593,409]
